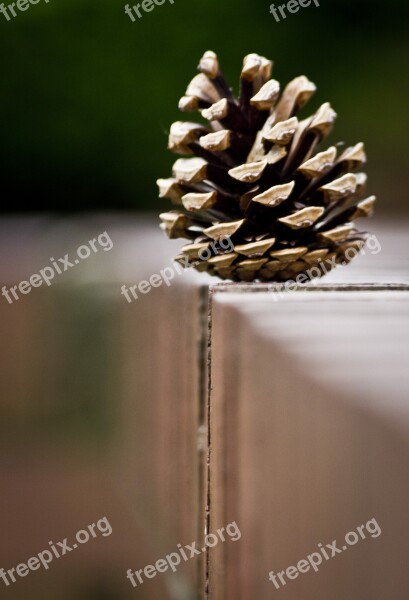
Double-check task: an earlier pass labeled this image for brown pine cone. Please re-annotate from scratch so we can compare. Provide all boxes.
[158,51,376,282]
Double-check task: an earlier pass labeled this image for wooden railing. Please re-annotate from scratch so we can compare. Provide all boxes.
[0,217,408,599]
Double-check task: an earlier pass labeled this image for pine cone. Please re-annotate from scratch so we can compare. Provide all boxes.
[158,51,376,282]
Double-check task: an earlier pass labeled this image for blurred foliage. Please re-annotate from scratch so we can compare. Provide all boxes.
[0,0,408,213]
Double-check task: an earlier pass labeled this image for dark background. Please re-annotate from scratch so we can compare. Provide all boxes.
[1,0,408,214]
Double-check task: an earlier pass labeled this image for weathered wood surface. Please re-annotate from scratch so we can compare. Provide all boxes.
[207,219,409,599]
[0,217,408,600]
[0,217,205,600]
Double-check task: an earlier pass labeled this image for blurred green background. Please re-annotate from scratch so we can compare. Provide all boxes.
[1,0,408,214]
